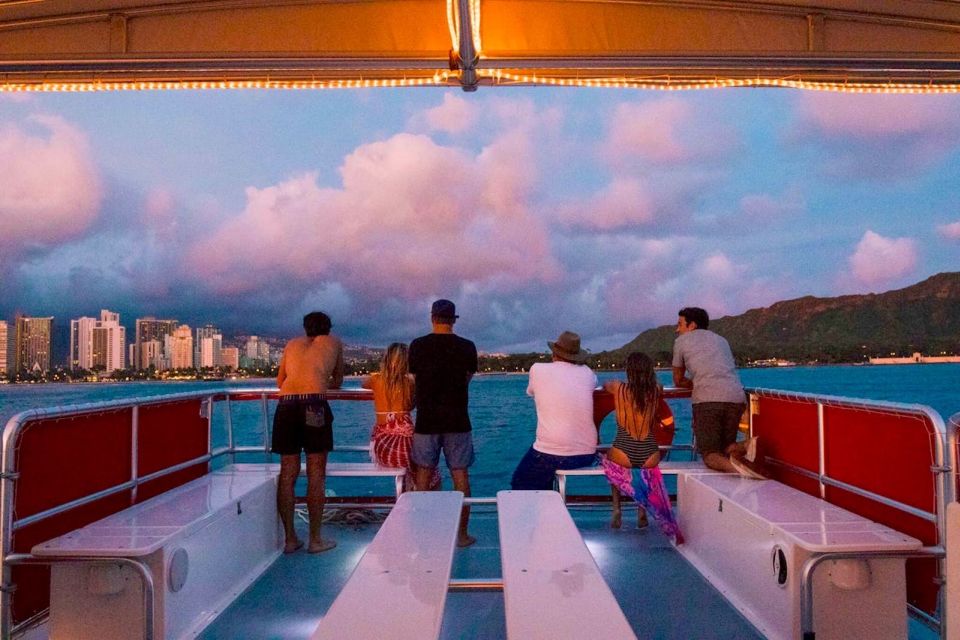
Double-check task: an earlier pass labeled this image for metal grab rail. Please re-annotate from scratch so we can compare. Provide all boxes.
[800,547,945,640]
[4,554,155,640]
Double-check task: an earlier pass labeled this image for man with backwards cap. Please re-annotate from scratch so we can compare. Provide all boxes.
[408,299,479,547]
[510,331,599,491]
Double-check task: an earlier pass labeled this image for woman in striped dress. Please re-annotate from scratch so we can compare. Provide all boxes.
[601,352,681,542]
[362,343,440,491]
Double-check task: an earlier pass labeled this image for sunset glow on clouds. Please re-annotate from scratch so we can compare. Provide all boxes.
[2,89,959,350]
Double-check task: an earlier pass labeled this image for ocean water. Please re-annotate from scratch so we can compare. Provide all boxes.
[1,364,958,496]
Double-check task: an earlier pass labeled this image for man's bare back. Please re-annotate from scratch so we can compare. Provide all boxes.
[277,335,344,395]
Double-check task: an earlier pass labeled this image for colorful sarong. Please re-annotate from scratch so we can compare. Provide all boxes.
[600,455,684,544]
[371,413,440,491]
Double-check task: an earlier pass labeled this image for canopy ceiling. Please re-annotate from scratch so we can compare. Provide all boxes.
[2,0,960,91]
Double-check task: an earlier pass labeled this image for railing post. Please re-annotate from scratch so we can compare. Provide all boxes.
[131,405,139,504]
[225,394,235,465]
[261,393,271,462]
[817,402,826,499]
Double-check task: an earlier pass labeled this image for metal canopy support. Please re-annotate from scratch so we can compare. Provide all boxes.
[455,0,478,91]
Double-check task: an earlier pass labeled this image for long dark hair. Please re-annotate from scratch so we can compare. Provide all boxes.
[618,352,661,439]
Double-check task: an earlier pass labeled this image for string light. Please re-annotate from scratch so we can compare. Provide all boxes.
[0,74,455,92]
[481,70,960,94]
[446,0,460,52]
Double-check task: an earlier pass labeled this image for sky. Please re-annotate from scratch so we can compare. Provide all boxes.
[1,87,958,352]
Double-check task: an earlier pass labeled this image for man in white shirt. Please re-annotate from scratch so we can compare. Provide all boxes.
[511,331,599,490]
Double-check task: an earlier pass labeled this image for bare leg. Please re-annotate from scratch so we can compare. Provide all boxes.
[415,465,438,491]
[450,469,476,548]
[306,452,336,553]
[277,455,303,553]
[610,486,622,529]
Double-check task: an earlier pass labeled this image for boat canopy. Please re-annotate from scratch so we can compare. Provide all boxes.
[1,0,960,92]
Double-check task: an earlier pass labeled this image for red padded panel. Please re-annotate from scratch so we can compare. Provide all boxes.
[137,399,207,476]
[14,411,132,519]
[751,396,819,475]
[135,463,207,503]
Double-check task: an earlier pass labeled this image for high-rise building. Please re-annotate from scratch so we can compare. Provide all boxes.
[244,336,272,366]
[220,346,239,370]
[167,325,193,369]
[194,324,219,369]
[199,334,222,368]
[140,339,163,370]
[134,318,178,371]
[70,310,126,373]
[14,316,53,374]
[0,320,8,376]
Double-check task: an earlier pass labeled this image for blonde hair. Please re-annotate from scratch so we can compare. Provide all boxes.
[379,342,413,409]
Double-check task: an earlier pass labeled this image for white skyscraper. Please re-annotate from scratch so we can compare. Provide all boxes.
[167,325,193,369]
[199,334,222,368]
[0,321,7,376]
[70,310,126,373]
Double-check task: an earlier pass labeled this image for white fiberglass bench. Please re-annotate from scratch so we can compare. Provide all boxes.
[32,465,280,640]
[677,473,922,640]
[497,490,637,640]
[311,491,464,640]
[555,460,711,501]
[224,461,407,497]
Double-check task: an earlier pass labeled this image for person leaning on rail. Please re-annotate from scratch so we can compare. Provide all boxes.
[672,307,763,480]
[272,311,344,554]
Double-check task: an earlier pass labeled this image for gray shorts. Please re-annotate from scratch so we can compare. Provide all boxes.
[411,432,475,470]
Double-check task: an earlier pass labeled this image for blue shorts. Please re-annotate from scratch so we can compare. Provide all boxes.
[411,432,475,470]
[510,447,597,491]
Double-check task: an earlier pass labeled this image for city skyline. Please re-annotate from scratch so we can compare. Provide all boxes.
[2,89,959,352]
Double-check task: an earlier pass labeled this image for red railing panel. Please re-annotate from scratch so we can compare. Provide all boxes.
[750,396,821,495]
[137,399,208,477]
[14,410,132,519]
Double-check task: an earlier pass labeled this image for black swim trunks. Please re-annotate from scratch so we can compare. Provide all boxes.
[271,394,334,455]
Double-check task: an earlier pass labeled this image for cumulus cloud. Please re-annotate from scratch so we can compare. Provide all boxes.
[602,97,738,166]
[416,93,477,134]
[0,115,103,259]
[847,230,918,287]
[791,93,960,178]
[937,221,960,241]
[186,132,560,302]
[555,178,656,231]
[739,188,805,222]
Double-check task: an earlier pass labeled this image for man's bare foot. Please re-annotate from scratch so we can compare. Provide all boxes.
[610,509,622,529]
[457,534,477,548]
[637,508,649,529]
[284,539,304,554]
[730,456,767,480]
[308,539,337,554]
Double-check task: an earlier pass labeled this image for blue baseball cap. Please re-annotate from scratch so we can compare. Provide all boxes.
[431,299,459,319]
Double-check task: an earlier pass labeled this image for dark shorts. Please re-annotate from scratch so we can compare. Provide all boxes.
[271,394,334,455]
[510,447,597,491]
[411,432,475,470]
[692,402,745,456]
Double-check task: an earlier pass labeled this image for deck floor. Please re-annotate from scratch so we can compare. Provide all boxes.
[198,503,765,640]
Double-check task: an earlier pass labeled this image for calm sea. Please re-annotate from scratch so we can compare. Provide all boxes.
[1,364,958,496]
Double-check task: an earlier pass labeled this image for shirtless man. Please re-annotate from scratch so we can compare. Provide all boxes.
[272,311,344,553]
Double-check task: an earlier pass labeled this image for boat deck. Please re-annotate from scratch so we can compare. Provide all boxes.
[198,503,764,640]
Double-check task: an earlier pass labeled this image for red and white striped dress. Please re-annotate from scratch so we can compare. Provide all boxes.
[371,412,441,491]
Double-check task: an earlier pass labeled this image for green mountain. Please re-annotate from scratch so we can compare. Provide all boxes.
[614,272,960,364]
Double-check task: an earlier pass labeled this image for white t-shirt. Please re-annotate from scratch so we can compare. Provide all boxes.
[527,361,599,456]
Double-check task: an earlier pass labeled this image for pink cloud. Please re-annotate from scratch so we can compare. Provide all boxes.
[0,115,102,257]
[792,94,960,178]
[848,230,918,287]
[938,221,960,241]
[186,132,561,299]
[556,178,656,231]
[421,93,476,134]
[603,98,738,166]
